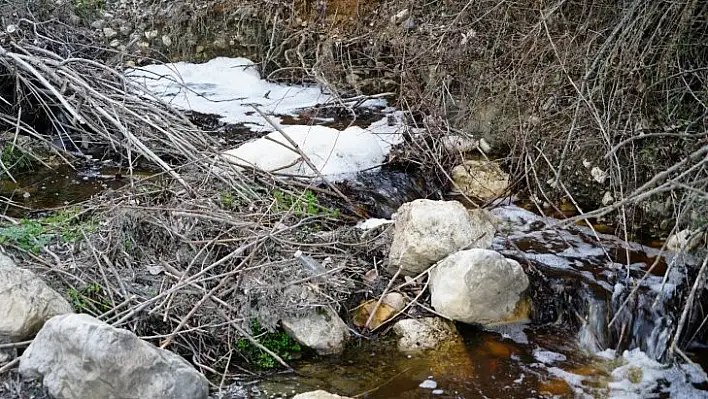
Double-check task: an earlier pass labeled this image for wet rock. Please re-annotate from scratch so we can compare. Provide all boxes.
[429,249,529,326]
[281,308,350,355]
[102,27,117,39]
[19,313,208,399]
[388,199,496,276]
[293,391,352,399]
[451,160,510,201]
[393,317,459,353]
[353,293,405,330]
[0,253,73,342]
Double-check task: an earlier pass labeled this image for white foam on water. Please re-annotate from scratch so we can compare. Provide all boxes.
[220,111,408,181]
[552,349,708,398]
[533,349,567,364]
[126,57,386,130]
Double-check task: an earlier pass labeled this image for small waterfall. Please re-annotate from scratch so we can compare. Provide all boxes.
[491,205,699,362]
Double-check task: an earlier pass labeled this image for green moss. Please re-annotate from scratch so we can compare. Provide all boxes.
[0,207,96,253]
[272,189,340,218]
[236,320,302,370]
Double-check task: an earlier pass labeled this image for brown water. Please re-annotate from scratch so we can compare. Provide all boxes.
[256,327,591,398]
[214,204,708,399]
[0,164,146,217]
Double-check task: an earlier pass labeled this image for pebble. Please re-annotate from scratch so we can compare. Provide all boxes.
[432,389,444,395]
[419,379,437,389]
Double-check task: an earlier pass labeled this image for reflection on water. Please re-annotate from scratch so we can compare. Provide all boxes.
[0,163,145,217]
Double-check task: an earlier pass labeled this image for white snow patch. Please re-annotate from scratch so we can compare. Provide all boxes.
[126,57,384,130]
[219,111,408,181]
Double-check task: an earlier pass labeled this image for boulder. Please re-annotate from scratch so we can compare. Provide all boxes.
[0,253,73,342]
[388,199,496,275]
[429,249,529,326]
[392,317,459,353]
[451,160,510,201]
[19,313,209,399]
[293,390,352,399]
[281,308,350,355]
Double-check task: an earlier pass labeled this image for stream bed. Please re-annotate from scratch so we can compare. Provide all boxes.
[7,56,708,398]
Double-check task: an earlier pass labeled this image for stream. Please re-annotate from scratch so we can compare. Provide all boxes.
[9,57,708,398]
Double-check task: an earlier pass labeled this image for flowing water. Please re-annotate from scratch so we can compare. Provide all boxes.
[7,57,708,398]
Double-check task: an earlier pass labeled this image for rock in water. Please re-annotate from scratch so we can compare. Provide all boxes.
[293,390,352,399]
[19,313,209,399]
[353,293,406,330]
[429,249,529,326]
[393,317,459,353]
[0,253,73,342]
[451,160,510,201]
[388,199,497,275]
[281,308,350,355]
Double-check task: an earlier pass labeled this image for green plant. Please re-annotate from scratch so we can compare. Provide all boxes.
[219,191,235,208]
[0,144,34,176]
[68,283,112,315]
[272,189,340,218]
[0,208,97,253]
[72,0,105,20]
[236,320,302,370]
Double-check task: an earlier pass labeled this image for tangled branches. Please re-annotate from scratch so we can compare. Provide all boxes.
[0,2,220,189]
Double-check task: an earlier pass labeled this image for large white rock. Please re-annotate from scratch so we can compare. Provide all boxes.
[429,249,529,326]
[281,308,350,355]
[293,390,352,399]
[392,317,459,353]
[388,199,496,275]
[19,313,209,399]
[0,253,73,342]
[451,160,510,201]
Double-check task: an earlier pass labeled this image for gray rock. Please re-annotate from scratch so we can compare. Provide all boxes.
[429,249,529,326]
[392,317,458,353]
[388,199,497,275]
[102,27,118,39]
[0,253,73,342]
[19,313,208,399]
[293,391,351,399]
[119,24,133,36]
[281,308,349,355]
[90,19,105,29]
[145,29,159,40]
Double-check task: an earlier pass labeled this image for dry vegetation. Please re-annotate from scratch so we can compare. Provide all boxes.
[0,0,707,386]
